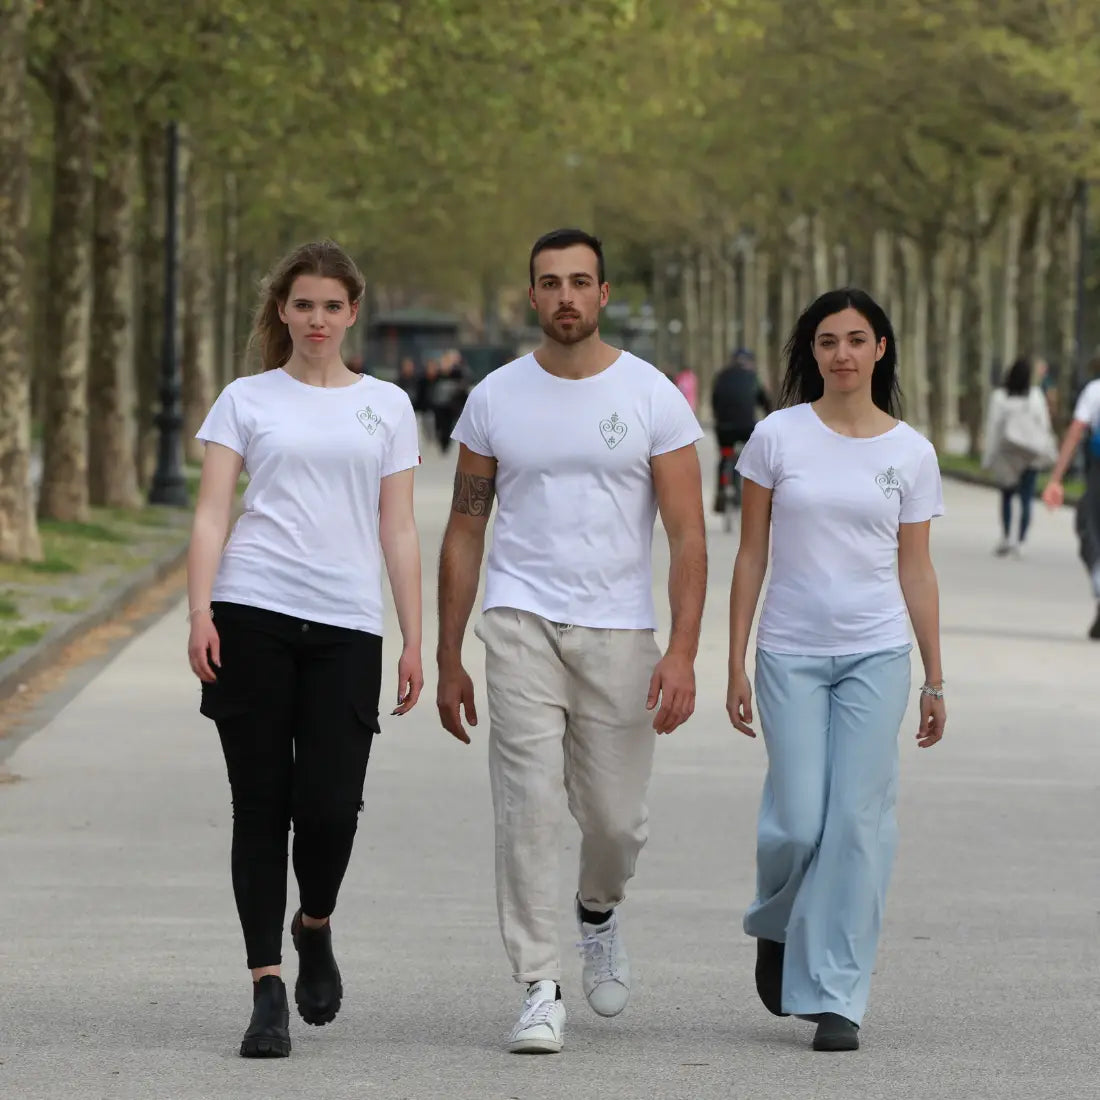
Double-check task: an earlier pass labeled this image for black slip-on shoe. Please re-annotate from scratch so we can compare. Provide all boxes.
[240,975,291,1058]
[754,938,789,1017]
[1088,604,1100,640]
[291,908,343,1026]
[812,1012,860,1052]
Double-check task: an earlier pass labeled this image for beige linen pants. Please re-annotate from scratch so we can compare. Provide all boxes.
[475,607,661,984]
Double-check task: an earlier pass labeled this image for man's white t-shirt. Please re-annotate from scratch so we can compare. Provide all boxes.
[1073,378,1100,429]
[452,351,703,630]
[196,368,420,634]
[736,403,944,656]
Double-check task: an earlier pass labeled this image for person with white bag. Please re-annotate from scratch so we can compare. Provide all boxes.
[981,357,1057,556]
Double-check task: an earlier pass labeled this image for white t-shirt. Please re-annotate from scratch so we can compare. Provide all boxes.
[736,403,944,656]
[1072,378,1100,429]
[196,368,420,634]
[452,351,703,629]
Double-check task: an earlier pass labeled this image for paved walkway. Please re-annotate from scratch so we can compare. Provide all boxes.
[1,440,1096,1100]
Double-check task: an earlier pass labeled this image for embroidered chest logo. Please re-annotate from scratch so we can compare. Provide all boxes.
[875,466,901,499]
[599,412,628,450]
[356,407,382,436]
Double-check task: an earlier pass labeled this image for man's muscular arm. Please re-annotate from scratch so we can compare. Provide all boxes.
[436,444,497,742]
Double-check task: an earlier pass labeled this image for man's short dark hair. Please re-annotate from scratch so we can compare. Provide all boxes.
[529,228,605,286]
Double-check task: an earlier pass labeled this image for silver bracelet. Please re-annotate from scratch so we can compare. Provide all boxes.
[187,607,213,623]
[920,682,945,700]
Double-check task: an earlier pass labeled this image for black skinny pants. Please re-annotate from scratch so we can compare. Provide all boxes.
[200,602,382,969]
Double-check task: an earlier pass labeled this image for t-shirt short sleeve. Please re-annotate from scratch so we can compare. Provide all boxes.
[382,395,421,477]
[735,416,777,489]
[451,381,494,457]
[900,444,945,523]
[1072,379,1100,429]
[196,382,247,457]
[649,374,704,456]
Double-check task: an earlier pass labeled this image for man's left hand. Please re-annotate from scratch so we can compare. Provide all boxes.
[646,651,696,734]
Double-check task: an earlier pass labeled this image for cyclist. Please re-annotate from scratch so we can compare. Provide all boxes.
[711,349,772,512]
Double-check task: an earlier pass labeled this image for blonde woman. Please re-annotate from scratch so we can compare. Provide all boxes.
[186,241,423,1058]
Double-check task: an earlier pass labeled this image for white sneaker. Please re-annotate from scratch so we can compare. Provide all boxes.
[507,980,565,1054]
[577,901,631,1017]
[994,538,1014,557]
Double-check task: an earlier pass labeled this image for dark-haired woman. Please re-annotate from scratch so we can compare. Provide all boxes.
[725,289,946,1052]
[981,357,1056,556]
[186,240,424,1058]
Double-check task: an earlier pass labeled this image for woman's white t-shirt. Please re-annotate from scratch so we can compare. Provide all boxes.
[452,351,703,629]
[196,368,420,634]
[736,403,944,656]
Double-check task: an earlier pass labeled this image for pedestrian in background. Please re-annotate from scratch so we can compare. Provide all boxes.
[726,288,946,1053]
[186,240,424,1059]
[981,356,1057,557]
[1042,354,1100,638]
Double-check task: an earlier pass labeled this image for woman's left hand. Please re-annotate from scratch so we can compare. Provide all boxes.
[917,690,946,748]
[392,645,424,716]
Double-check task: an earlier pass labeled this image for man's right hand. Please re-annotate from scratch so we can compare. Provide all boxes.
[437,660,478,744]
[1042,479,1065,509]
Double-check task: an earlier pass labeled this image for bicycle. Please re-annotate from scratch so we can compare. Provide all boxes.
[716,443,742,532]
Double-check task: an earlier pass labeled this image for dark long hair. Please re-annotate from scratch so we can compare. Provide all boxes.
[249,240,365,372]
[777,288,902,418]
[1002,356,1032,397]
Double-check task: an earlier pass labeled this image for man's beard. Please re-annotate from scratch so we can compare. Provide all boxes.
[540,311,598,346]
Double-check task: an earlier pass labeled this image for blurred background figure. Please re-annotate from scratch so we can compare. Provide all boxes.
[981,355,1057,557]
[432,349,471,454]
[397,356,419,404]
[710,349,772,513]
[417,359,440,444]
[673,365,698,412]
[1042,355,1100,638]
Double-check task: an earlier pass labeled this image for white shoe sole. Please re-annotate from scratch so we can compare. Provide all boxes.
[508,1036,563,1054]
[587,995,629,1018]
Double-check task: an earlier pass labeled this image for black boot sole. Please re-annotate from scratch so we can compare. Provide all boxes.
[240,1034,291,1058]
[812,1033,860,1052]
[295,985,343,1027]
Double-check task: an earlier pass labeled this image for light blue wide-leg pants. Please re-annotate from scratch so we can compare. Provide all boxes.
[742,646,911,1025]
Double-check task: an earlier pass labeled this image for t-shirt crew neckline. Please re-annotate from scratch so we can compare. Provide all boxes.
[806,402,903,443]
[276,367,367,392]
[530,349,626,385]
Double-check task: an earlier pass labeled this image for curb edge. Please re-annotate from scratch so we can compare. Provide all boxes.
[0,540,189,707]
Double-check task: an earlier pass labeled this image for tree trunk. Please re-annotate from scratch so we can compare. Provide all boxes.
[754,250,771,388]
[900,239,930,431]
[871,229,894,315]
[0,0,42,561]
[652,249,669,371]
[218,172,239,385]
[136,121,165,485]
[811,212,830,293]
[742,240,758,363]
[1056,187,1082,429]
[681,248,700,379]
[922,237,949,453]
[88,131,140,509]
[833,243,849,289]
[778,258,797,389]
[944,242,965,439]
[38,4,96,523]
[1015,192,1041,356]
[181,147,217,465]
[1000,188,1025,368]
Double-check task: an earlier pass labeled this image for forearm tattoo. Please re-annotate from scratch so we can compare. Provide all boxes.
[452,471,495,516]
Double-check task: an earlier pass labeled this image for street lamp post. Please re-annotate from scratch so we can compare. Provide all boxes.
[148,120,189,506]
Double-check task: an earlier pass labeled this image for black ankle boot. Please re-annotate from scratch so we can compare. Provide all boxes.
[291,908,343,1026]
[754,938,789,1017]
[240,975,291,1058]
[812,1012,860,1052]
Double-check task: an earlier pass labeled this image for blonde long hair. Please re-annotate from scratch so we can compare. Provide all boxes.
[249,241,365,372]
